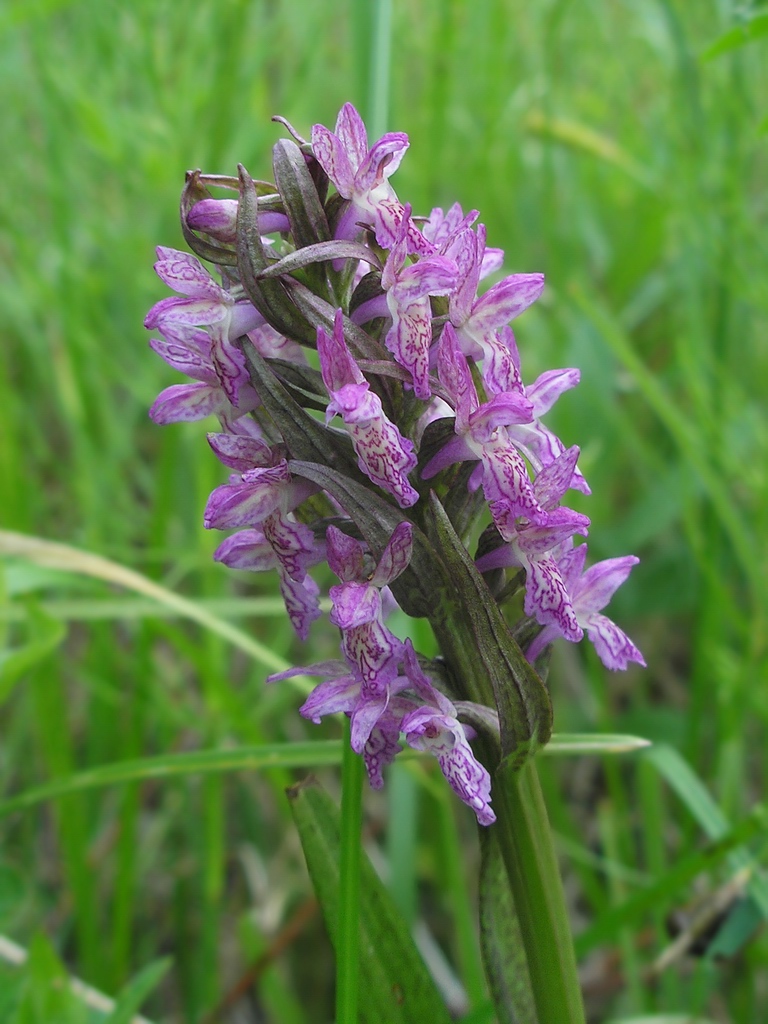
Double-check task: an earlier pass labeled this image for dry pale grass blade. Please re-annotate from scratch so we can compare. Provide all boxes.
[0,530,310,688]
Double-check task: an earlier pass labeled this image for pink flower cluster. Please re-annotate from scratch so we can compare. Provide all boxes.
[145,102,645,825]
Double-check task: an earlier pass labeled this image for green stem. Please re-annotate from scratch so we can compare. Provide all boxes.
[336,717,365,1024]
[494,759,586,1024]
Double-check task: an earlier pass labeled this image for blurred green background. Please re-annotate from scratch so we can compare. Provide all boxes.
[1,0,767,1021]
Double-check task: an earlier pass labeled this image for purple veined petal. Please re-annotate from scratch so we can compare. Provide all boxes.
[342,619,404,688]
[355,133,410,192]
[479,437,544,522]
[153,250,225,300]
[329,581,381,630]
[203,476,284,531]
[209,322,251,405]
[326,525,366,582]
[149,383,225,424]
[149,336,217,382]
[467,392,534,437]
[334,102,369,168]
[550,542,587,600]
[507,420,590,494]
[468,272,548,331]
[436,732,496,826]
[479,246,504,279]
[206,432,274,471]
[348,414,419,508]
[388,255,458,307]
[221,403,263,437]
[152,320,214,355]
[523,556,583,642]
[213,529,276,572]
[144,295,228,330]
[311,123,356,197]
[363,721,403,789]
[268,659,349,684]
[401,708,495,826]
[247,323,306,363]
[422,203,479,249]
[584,612,646,671]
[526,367,581,417]
[469,273,544,333]
[317,309,364,392]
[263,511,318,581]
[350,690,390,753]
[574,555,640,614]
[371,521,413,588]
[280,569,321,641]
[380,205,412,292]
[533,445,582,508]
[437,323,480,430]
[446,227,482,326]
[384,302,434,400]
[477,331,524,396]
[299,673,360,723]
[514,517,590,562]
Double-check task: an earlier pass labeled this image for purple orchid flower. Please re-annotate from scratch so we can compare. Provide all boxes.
[145,247,263,404]
[445,226,544,387]
[492,327,590,494]
[525,544,646,670]
[204,437,321,583]
[478,447,591,642]
[311,103,431,255]
[213,528,321,640]
[148,323,261,433]
[379,206,458,399]
[317,310,419,508]
[422,323,544,521]
[354,206,458,398]
[268,637,495,825]
[422,203,504,279]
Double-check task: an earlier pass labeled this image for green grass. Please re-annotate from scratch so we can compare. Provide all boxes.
[1,0,767,1020]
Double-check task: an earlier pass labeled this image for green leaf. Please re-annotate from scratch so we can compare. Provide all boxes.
[541,733,651,756]
[271,138,331,249]
[103,957,170,1024]
[0,741,344,819]
[645,745,768,917]
[256,240,381,280]
[0,603,65,704]
[11,933,85,1024]
[706,894,763,958]
[236,164,316,342]
[478,829,537,1024]
[287,776,453,1024]
[0,531,291,675]
[701,13,768,60]
[574,803,768,955]
[425,493,552,765]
